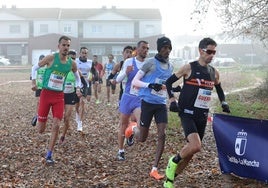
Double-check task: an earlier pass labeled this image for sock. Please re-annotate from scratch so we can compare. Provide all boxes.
[152,166,157,171]
[46,150,52,158]
[119,149,124,153]
[173,154,181,164]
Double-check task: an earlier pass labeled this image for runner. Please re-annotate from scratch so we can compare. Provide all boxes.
[126,36,173,180]
[31,36,82,164]
[115,42,148,161]
[163,37,230,188]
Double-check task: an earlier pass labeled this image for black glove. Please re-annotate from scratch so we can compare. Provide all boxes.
[169,101,179,112]
[172,85,181,92]
[148,83,162,92]
[222,102,230,113]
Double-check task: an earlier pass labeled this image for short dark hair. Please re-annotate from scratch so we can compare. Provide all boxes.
[123,45,133,52]
[39,54,45,61]
[68,50,76,56]
[198,38,217,49]
[80,46,88,52]
[137,40,148,47]
[58,35,71,43]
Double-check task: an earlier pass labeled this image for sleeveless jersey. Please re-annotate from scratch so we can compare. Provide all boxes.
[105,62,115,79]
[42,53,72,91]
[178,61,215,113]
[64,71,75,94]
[76,58,92,87]
[139,58,172,104]
[124,57,139,96]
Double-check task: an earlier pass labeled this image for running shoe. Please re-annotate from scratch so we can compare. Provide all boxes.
[163,180,174,188]
[31,115,37,126]
[117,151,125,161]
[149,169,165,180]
[125,122,137,138]
[164,156,178,187]
[77,121,83,132]
[46,156,55,165]
[126,134,134,146]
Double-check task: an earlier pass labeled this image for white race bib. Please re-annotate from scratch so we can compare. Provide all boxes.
[194,88,212,109]
[64,83,75,93]
[47,73,65,91]
[129,83,139,96]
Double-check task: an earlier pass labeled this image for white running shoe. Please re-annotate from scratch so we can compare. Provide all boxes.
[77,121,83,132]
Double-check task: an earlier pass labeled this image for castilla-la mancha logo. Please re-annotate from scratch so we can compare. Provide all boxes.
[235,130,247,156]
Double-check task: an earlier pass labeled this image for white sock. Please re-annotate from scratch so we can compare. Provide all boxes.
[152,167,157,171]
[119,149,124,153]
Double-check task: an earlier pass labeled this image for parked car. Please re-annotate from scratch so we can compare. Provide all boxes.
[0,56,11,66]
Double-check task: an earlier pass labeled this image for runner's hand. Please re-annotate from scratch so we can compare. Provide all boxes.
[148,83,162,91]
[222,102,230,113]
[169,101,179,112]
[172,85,181,92]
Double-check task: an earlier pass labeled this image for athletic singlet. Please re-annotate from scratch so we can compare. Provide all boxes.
[64,71,75,94]
[179,61,215,113]
[42,53,72,91]
[125,57,139,95]
[105,62,115,79]
[76,58,92,87]
[36,67,46,89]
[139,58,172,104]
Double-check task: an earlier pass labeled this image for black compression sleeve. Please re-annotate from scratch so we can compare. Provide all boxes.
[215,83,225,102]
[165,74,179,98]
[107,73,115,80]
[80,76,87,88]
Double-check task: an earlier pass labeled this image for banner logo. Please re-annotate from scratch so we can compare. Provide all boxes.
[235,130,247,156]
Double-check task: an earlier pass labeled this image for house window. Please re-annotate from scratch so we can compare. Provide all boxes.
[91,46,105,55]
[91,25,102,33]
[112,46,124,55]
[9,25,21,34]
[145,25,154,34]
[40,24,48,34]
[63,24,72,33]
[7,45,22,55]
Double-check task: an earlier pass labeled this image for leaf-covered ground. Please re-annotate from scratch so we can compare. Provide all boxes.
[0,67,267,187]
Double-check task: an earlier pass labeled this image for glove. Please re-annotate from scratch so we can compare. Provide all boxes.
[172,85,181,92]
[222,102,230,113]
[148,83,163,92]
[169,101,179,112]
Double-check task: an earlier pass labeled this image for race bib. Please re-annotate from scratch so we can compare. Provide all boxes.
[194,88,212,109]
[47,73,65,91]
[129,83,139,96]
[64,82,75,93]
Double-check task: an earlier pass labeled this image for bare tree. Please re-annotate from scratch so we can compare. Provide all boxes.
[192,0,268,47]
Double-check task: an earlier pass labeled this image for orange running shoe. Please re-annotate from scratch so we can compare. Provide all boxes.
[150,169,165,180]
[125,121,137,138]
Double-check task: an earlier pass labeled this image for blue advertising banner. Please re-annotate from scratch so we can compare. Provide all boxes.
[212,113,268,183]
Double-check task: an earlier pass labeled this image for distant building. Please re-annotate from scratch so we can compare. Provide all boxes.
[0,6,163,65]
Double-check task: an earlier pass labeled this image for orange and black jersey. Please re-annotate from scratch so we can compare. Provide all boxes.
[178,61,216,113]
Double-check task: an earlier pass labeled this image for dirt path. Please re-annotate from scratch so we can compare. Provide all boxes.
[0,70,267,187]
